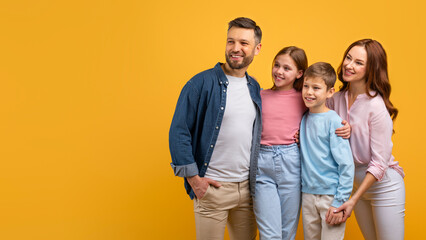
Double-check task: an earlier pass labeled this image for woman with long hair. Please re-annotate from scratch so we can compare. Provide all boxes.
[326,39,405,240]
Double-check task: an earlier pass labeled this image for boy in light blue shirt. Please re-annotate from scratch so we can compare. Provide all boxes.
[299,62,354,240]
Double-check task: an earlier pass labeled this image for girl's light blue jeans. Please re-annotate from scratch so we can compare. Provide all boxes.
[253,143,301,240]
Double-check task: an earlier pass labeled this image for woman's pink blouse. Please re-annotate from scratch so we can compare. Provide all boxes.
[328,91,404,181]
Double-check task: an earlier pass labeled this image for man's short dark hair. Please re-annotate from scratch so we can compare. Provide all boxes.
[228,17,262,44]
[304,62,336,89]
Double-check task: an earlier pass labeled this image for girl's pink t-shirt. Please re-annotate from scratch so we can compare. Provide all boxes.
[260,89,307,146]
[328,91,404,181]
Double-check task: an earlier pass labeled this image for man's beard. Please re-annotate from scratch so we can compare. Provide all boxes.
[225,52,254,70]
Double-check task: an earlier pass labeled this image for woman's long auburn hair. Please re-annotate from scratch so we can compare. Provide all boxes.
[337,39,398,121]
[271,46,308,91]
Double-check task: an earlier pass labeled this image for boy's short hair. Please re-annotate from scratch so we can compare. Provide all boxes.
[228,17,262,44]
[304,62,336,89]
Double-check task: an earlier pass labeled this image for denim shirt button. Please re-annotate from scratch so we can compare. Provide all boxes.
[220,107,224,110]
[223,89,226,93]
[204,163,207,166]
[210,145,214,148]
[216,126,219,129]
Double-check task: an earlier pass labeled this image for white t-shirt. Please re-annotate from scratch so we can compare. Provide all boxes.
[204,75,256,182]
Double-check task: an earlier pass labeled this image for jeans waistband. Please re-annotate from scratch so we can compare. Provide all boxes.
[260,143,298,152]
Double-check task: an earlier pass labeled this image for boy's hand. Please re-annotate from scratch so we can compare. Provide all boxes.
[326,207,343,225]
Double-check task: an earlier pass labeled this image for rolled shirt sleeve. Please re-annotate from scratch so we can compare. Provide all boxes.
[169,81,200,178]
[367,108,394,181]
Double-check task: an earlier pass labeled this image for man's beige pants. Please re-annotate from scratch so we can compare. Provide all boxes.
[193,180,257,240]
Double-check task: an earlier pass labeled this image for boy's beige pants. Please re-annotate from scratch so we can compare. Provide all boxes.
[302,193,346,240]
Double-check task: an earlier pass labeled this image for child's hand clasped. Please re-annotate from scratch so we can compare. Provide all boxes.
[326,207,343,225]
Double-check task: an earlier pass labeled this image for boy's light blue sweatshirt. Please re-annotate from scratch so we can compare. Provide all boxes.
[300,110,355,207]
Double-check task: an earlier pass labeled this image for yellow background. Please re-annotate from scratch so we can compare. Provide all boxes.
[1,0,425,239]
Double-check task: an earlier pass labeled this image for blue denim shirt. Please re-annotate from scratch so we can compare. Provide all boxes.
[169,63,262,199]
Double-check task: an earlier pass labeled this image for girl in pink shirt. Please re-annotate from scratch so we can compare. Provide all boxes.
[328,39,405,240]
[253,46,307,240]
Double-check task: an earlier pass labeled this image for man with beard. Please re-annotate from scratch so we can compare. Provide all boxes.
[169,17,262,240]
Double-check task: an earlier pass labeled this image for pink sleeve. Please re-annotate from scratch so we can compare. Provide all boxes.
[366,109,394,181]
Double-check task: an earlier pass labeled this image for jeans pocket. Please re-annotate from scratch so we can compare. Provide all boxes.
[286,149,301,173]
[256,150,271,177]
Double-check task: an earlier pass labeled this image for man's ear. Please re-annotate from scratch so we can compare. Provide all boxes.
[254,43,262,56]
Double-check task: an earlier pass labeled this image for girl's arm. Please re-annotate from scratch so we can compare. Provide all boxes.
[327,172,376,223]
